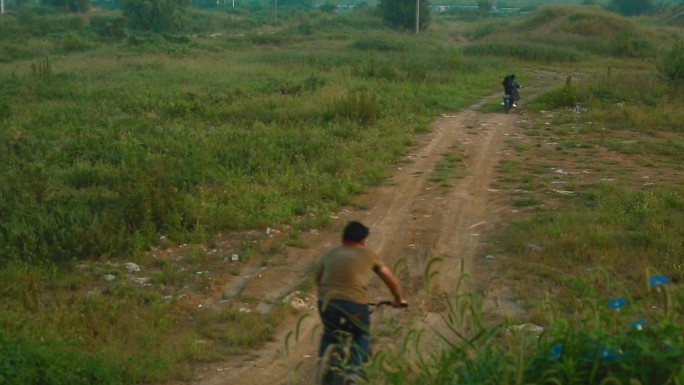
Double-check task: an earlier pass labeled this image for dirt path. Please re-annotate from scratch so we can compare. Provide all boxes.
[182,96,529,385]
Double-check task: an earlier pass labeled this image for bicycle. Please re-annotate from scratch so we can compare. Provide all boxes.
[502,93,513,113]
[317,300,408,385]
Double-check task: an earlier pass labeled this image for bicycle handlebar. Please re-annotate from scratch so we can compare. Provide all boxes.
[369,300,409,308]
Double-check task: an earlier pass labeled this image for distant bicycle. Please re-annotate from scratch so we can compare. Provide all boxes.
[317,300,408,385]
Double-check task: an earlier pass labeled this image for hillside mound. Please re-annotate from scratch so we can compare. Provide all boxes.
[466,5,659,60]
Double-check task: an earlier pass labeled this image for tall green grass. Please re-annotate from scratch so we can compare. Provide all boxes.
[0,16,501,264]
[362,271,683,385]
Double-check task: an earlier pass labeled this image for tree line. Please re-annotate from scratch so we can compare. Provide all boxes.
[3,0,680,33]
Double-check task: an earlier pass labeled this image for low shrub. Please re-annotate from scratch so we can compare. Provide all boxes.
[365,273,684,385]
[0,333,135,385]
[531,75,578,109]
[326,91,381,126]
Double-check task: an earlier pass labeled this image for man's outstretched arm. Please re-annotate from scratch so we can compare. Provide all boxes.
[375,265,408,307]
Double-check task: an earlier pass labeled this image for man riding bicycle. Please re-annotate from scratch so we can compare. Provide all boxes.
[315,221,408,383]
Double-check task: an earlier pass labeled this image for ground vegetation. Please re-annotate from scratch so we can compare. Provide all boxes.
[0,3,682,385]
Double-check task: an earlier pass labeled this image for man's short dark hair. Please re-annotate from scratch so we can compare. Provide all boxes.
[343,221,370,243]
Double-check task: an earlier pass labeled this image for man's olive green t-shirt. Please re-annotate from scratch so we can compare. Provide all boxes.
[317,245,384,305]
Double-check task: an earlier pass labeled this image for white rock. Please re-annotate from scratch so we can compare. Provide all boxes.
[289,297,309,311]
[103,274,116,282]
[551,189,574,195]
[124,262,140,273]
[509,323,544,335]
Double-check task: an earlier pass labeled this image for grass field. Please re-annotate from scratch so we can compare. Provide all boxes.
[0,3,683,384]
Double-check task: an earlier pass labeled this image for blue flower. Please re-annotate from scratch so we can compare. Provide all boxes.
[607,297,626,310]
[549,343,563,360]
[599,346,616,361]
[648,275,669,286]
[629,319,647,331]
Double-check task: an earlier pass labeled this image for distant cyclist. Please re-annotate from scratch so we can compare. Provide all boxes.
[315,221,408,382]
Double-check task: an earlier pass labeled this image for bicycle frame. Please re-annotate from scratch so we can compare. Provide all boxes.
[317,301,405,385]
[502,93,513,113]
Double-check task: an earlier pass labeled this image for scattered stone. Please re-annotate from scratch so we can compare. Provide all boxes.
[289,297,309,311]
[124,262,140,273]
[102,274,116,282]
[239,307,251,313]
[132,277,152,285]
[551,189,574,195]
[485,255,496,261]
[527,243,545,252]
[231,254,239,262]
[509,323,544,335]
[282,291,313,311]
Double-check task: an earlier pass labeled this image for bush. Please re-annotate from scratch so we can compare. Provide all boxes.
[89,13,127,40]
[377,0,431,31]
[326,91,381,126]
[349,36,407,52]
[0,333,134,385]
[61,32,91,53]
[123,0,191,32]
[534,75,578,109]
[658,40,684,92]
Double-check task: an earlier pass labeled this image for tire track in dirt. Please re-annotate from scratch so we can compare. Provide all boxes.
[182,98,526,385]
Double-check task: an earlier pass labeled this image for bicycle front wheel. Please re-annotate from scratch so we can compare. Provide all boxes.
[318,345,348,385]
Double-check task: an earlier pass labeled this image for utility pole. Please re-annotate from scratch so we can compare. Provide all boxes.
[274,0,278,19]
[1,0,4,15]
[415,0,420,34]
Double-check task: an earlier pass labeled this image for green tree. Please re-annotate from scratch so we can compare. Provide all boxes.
[42,0,91,12]
[319,1,337,13]
[608,0,654,16]
[122,0,191,32]
[477,0,491,16]
[279,0,313,10]
[658,40,684,90]
[378,0,430,31]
